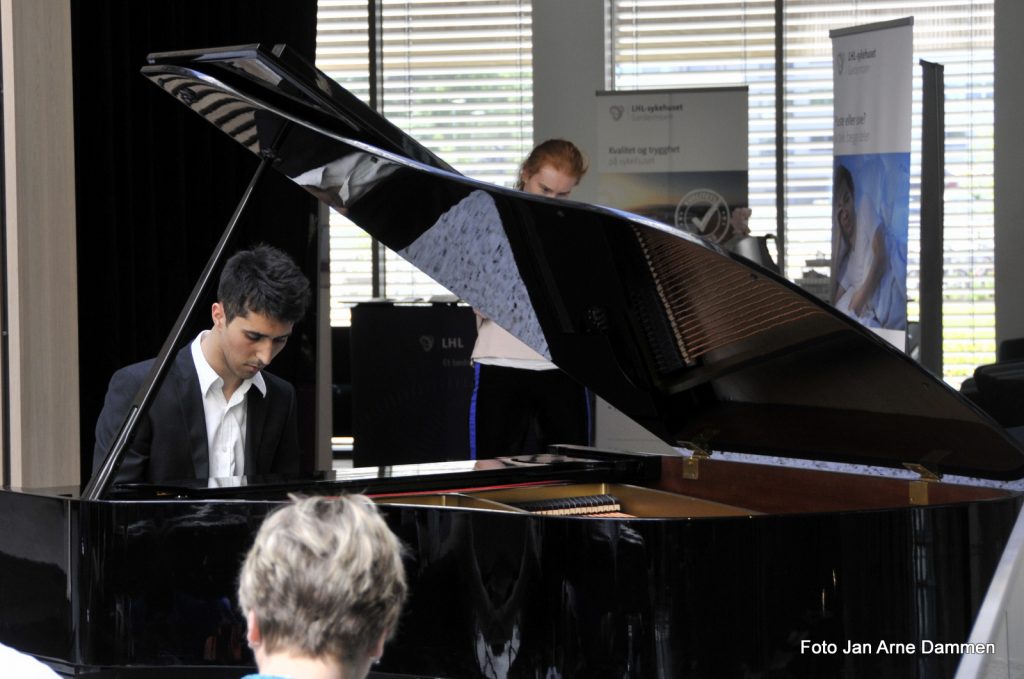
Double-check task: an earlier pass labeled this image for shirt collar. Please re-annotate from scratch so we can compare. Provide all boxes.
[190,331,267,398]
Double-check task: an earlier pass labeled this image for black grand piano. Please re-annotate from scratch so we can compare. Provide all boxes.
[2,44,1023,679]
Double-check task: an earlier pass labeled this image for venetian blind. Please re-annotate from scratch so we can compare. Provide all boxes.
[316,0,534,326]
[610,0,994,384]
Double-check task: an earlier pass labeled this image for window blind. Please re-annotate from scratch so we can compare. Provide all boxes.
[611,0,994,385]
[316,0,533,325]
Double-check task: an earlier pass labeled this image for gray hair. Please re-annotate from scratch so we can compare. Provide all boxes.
[237,494,407,664]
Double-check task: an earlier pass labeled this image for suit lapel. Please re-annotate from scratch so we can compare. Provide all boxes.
[174,347,210,478]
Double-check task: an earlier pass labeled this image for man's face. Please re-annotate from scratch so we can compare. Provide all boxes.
[210,303,294,384]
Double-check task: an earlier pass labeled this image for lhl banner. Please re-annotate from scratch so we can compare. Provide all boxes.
[594,87,751,256]
[830,18,913,348]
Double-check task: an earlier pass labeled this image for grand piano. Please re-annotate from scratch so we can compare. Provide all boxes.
[2,43,1023,679]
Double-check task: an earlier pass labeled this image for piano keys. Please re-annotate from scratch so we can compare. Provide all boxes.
[2,43,1023,678]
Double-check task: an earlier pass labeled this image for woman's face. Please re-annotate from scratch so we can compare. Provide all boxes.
[834,178,855,241]
[521,164,578,198]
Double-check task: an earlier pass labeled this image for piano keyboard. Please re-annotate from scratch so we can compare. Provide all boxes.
[511,493,627,517]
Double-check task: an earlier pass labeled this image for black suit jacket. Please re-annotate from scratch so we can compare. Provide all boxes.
[93,346,302,484]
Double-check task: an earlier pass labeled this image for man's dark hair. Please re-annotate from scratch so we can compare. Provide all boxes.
[218,244,311,324]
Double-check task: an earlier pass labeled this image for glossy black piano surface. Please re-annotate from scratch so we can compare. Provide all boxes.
[3,43,1024,679]
[4,452,1022,678]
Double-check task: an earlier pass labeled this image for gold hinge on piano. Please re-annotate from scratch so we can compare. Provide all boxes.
[681,441,713,480]
[904,463,942,505]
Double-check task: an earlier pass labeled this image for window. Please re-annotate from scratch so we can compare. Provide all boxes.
[316,0,534,325]
[611,0,995,385]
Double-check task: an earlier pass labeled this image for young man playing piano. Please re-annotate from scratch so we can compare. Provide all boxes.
[92,244,311,484]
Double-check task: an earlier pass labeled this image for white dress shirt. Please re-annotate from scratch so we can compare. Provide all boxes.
[190,332,266,477]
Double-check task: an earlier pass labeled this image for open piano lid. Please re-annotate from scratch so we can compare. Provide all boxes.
[138,43,1024,482]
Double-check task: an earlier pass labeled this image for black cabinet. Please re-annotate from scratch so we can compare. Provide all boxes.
[350,302,476,466]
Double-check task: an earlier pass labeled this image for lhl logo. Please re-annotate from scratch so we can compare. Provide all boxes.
[420,335,464,351]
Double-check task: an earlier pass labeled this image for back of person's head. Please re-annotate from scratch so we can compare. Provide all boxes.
[218,244,311,324]
[516,138,589,189]
[238,494,407,665]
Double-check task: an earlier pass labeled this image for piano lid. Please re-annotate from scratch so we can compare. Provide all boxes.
[140,43,1024,481]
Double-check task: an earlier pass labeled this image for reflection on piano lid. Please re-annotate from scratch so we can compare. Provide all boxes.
[123,43,1024,482]
[103,451,659,501]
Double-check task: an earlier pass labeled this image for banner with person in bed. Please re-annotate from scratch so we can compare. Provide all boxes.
[830,18,913,349]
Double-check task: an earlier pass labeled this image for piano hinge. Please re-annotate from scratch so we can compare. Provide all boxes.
[681,442,713,480]
[904,463,942,505]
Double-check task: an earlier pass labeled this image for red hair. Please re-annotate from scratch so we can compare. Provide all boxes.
[516,139,588,189]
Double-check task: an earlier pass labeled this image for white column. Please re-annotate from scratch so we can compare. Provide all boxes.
[1,0,80,487]
[531,0,607,205]
[532,2,676,453]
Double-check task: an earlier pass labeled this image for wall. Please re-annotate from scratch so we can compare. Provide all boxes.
[994,0,1024,346]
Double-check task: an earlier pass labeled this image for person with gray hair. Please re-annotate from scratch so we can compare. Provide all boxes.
[238,494,407,679]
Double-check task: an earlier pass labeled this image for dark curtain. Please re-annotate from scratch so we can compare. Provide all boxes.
[72,1,320,484]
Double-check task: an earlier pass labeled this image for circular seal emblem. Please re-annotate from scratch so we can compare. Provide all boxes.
[674,189,731,243]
